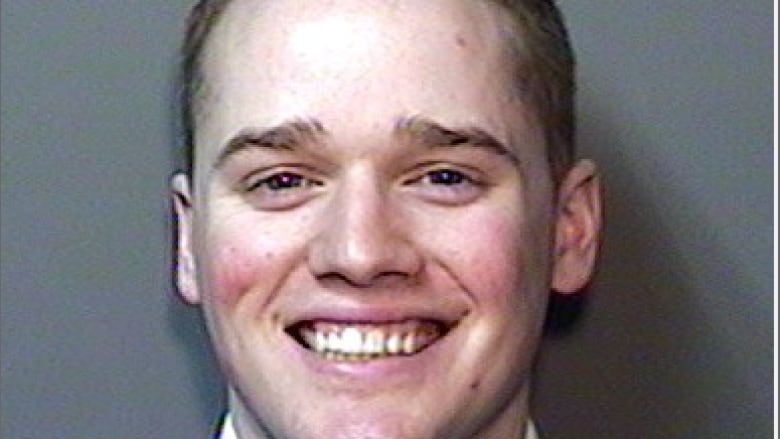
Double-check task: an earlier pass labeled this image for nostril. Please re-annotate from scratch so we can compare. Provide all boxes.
[314,271,373,288]
[314,269,419,291]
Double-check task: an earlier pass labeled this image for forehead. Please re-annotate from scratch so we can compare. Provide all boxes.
[195,0,541,168]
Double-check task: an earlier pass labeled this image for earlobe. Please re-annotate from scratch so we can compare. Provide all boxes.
[551,160,602,294]
[171,173,201,304]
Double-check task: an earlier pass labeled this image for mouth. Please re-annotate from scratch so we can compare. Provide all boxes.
[285,319,455,362]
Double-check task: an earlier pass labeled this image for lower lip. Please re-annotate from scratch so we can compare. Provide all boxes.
[285,330,455,382]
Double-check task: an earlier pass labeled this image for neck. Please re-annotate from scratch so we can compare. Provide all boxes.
[225,383,535,439]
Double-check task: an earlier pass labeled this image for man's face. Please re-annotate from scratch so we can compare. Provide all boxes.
[173,1,597,438]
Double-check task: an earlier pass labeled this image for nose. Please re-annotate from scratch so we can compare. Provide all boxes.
[308,170,422,287]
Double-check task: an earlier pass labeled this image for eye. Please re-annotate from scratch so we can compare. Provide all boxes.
[405,166,485,205]
[243,170,324,210]
[249,172,317,191]
[423,169,469,186]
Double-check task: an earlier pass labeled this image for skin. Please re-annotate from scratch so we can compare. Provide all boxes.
[172,0,601,438]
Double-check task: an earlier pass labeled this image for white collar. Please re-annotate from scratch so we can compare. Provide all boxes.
[219,413,238,439]
[526,420,539,439]
[219,413,539,438]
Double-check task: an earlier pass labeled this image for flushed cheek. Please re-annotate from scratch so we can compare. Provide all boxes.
[444,213,531,301]
[200,225,286,310]
[454,213,549,370]
[205,243,264,308]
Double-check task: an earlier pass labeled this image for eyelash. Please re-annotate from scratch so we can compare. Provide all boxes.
[415,168,476,187]
[246,168,477,190]
[241,170,325,210]
[241,165,484,210]
[246,171,322,192]
[403,166,486,205]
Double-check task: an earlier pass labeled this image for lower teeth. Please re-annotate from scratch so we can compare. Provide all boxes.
[324,352,378,362]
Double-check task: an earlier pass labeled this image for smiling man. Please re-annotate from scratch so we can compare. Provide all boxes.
[171,0,600,438]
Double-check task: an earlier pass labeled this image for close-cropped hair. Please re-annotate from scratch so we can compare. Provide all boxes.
[178,0,576,183]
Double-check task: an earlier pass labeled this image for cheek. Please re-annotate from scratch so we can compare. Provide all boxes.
[195,194,317,311]
[199,223,281,309]
[207,243,265,307]
[433,205,551,307]
[461,216,525,299]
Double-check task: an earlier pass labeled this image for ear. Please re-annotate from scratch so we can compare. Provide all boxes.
[551,160,602,294]
[171,173,201,304]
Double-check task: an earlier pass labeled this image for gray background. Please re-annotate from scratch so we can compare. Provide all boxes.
[0,1,773,438]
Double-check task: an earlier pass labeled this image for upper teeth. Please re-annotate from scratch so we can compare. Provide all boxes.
[299,321,442,359]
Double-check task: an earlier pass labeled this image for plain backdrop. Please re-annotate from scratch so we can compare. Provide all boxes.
[1,1,773,438]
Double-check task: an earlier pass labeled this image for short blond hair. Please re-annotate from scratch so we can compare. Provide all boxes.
[179,0,575,182]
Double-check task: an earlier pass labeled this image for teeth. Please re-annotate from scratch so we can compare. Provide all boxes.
[327,332,341,353]
[341,327,363,354]
[297,321,444,361]
[364,330,384,355]
[402,332,416,354]
[386,333,401,354]
[315,331,327,353]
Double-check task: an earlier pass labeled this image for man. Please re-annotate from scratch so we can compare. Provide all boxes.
[172,0,601,437]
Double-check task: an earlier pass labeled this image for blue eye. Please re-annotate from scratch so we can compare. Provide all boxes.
[405,166,485,205]
[250,172,316,191]
[243,170,324,210]
[426,169,467,186]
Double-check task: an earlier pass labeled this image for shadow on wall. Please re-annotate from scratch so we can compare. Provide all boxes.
[166,292,225,433]
[163,65,227,434]
[533,95,762,438]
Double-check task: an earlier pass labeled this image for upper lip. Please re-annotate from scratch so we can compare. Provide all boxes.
[282,303,467,329]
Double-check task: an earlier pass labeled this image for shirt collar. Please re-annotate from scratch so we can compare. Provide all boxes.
[218,413,237,439]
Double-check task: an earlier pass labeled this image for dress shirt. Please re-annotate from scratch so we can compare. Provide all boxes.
[218,413,539,438]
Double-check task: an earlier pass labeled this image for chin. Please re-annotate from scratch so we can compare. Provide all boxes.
[296,409,438,439]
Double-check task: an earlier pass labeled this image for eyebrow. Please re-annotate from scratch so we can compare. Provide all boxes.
[213,115,519,169]
[214,118,327,169]
[394,116,519,165]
